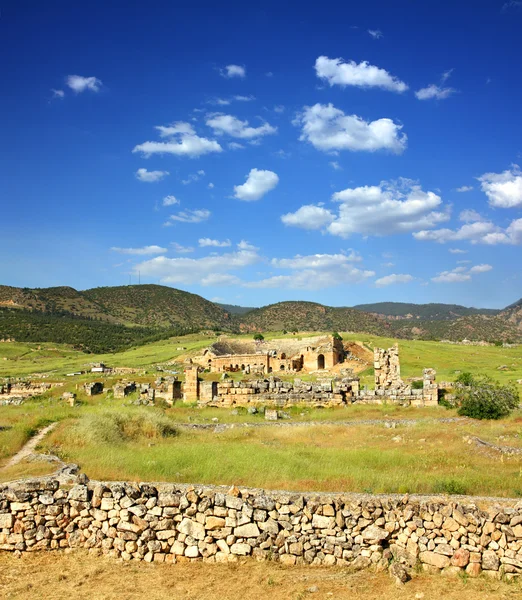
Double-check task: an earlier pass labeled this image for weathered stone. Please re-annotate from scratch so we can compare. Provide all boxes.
[482,550,500,571]
[0,514,14,529]
[362,525,389,542]
[312,514,334,529]
[206,517,226,530]
[178,518,206,541]
[230,543,251,555]
[234,523,260,538]
[451,548,470,567]
[419,551,450,569]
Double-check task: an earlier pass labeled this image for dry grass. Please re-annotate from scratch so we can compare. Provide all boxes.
[0,460,56,483]
[1,551,521,600]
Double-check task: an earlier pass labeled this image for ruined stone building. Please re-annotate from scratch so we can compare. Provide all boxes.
[195,335,344,375]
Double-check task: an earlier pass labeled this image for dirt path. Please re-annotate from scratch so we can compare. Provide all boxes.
[3,422,58,469]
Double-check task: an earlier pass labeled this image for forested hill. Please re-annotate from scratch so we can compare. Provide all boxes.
[236,301,393,335]
[352,301,500,320]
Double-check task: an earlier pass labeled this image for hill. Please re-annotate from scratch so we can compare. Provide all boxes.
[352,301,499,321]
[82,285,232,329]
[215,302,256,315]
[237,301,393,335]
[499,297,522,331]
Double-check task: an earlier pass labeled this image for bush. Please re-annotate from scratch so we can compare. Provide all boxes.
[455,376,519,420]
[455,372,474,386]
[433,479,468,495]
[332,332,342,341]
[65,409,177,446]
[411,380,424,390]
[253,333,264,341]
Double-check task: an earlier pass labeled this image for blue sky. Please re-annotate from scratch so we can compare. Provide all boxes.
[1,0,522,309]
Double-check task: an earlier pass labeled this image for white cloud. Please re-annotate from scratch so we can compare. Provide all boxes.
[281,205,335,230]
[328,179,448,237]
[469,264,493,274]
[199,238,231,248]
[431,263,492,283]
[220,64,246,78]
[375,274,414,287]
[237,240,258,251]
[171,242,195,254]
[459,209,484,222]
[162,195,179,206]
[134,248,259,285]
[135,168,169,182]
[66,75,102,93]
[51,89,64,99]
[182,170,205,185]
[271,252,361,270]
[133,121,222,158]
[449,248,468,254]
[330,161,342,170]
[315,56,408,92]
[206,114,277,140]
[111,245,167,256]
[201,274,242,286]
[165,209,211,224]
[456,185,473,192]
[233,168,279,201]
[274,105,285,113]
[415,84,455,100]
[368,29,383,39]
[381,262,395,267]
[265,72,273,77]
[478,165,522,208]
[295,103,407,154]
[228,142,245,150]
[414,218,522,245]
[208,182,215,189]
[234,95,255,102]
[432,269,471,283]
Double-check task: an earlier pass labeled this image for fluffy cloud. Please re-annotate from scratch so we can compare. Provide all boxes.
[246,252,374,290]
[449,248,468,254]
[111,245,167,255]
[135,168,169,182]
[282,180,447,237]
[133,122,222,158]
[220,64,246,78]
[206,114,277,140]
[162,195,179,206]
[165,209,211,224]
[331,180,447,237]
[478,165,522,208]
[315,56,408,92]
[368,29,383,39]
[281,205,335,230]
[330,161,342,170]
[431,263,492,283]
[237,240,258,251]
[66,75,102,93]
[456,185,473,192]
[459,209,483,222]
[133,248,259,285]
[51,89,64,99]
[233,168,279,201]
[375,274,414,287]
[414,218,522,245]
[295,103,407,154]
[415,84,455,100]
[199,238,232,248]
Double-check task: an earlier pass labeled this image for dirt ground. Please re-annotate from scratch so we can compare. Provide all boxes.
[0,551,521,600]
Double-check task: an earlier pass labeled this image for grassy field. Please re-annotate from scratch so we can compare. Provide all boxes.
[25,404,521,497]
[1,330,521,386]
[2,551,520,600]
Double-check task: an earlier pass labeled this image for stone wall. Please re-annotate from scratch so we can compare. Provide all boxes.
[1,477,522,579]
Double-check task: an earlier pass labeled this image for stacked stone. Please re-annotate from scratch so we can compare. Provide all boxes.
[1,479,522,579]
[374,346,405,391]
[83,382,103,396]
[182,368,200,402]
[113,381,136,399]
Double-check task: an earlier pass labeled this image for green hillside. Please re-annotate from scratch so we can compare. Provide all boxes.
[237,301,393,335]
[82,285,232,329]
[353,301,499,320]
[215,302,256,315]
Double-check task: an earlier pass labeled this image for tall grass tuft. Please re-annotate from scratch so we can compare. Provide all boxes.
[64,409,177,446]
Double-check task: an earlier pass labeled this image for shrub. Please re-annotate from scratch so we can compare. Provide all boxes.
[434,479,467,495]
[65,409,177,446]
[253,333,264,341]
[411,380,424,390]
[455,372,474,386]
[455,376,519,420]
[332,332,342,341]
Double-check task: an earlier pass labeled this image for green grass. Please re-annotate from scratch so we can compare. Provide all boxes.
[34,405,522,497]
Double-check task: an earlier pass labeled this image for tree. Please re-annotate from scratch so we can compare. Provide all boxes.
[253,333,264,341]
[455,372,474,386]
[332,332,343,341]
[455,376,519,420]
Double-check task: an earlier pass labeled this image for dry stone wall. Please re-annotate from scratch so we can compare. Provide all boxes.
[1,477,522,579]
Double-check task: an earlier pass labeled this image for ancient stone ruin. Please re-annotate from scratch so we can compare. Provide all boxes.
[185,346,438,408]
